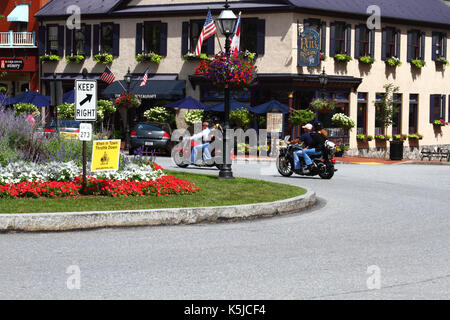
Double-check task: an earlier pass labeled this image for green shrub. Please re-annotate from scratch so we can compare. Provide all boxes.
[230,108,253,130]
[184,110,204,125]
[144,106,173,123]
[94,53,114,64]
[13,103,40,116]
[57,103,75,119]
[289,109,315,126]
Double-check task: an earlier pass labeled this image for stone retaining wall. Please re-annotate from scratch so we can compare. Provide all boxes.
[346,144,450,160]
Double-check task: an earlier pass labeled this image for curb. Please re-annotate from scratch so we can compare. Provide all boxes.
[0,191,316,233]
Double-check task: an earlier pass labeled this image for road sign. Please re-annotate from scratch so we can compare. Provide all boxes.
[75,79,97,121]
[79,123,92,141]
[91,140,121,172]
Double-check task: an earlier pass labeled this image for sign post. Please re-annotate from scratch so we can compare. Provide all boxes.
[75,78,97,194]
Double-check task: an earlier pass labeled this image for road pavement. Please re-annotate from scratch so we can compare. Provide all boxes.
[0,158,449,299]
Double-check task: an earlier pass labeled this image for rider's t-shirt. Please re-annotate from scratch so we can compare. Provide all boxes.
[299,132,313,146]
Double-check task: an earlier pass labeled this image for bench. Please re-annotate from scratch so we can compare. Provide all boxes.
[420,147,450,161]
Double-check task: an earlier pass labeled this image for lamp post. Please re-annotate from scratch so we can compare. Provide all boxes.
[216,1,237,179]
[124,67,132,152]
[319,67,328,97]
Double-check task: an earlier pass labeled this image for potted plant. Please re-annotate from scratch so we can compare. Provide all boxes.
[408,133,423,140]
[333,54,353,63]
[335,144,349,157]
[331,113,355,131]
[289,109,315,126]
[359,56,375,65]
[230,108,253,130]
[66,55,85,64]
[241,50,256,64]
[411,59,426,69]
[94,53,114,64]
[114,92,141,109]
[435,57,449,66]
[310,98,336,114]
[385,57,402,67]
[356,134,367,141]
[40,55,61,62]
[136,52,163,64]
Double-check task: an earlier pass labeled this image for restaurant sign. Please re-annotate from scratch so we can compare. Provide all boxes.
[0,58,24,70]
[297,29,320,67]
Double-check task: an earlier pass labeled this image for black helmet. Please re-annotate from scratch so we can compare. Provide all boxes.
[314,121,323,131]
[211,116,221,124]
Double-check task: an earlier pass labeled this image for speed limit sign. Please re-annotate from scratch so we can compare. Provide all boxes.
[78,123,92,141]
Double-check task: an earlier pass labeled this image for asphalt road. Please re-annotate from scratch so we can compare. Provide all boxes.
[0,159,449,300]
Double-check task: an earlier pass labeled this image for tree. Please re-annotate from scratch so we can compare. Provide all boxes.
[375,83,400,134]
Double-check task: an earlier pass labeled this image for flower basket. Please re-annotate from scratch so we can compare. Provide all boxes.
[366,135,374,141]
[333,54,353,63]
[359,56,375,65]
[194,51,257,90]
[408,134,423,140]
[136,52,163,64]
[331,113,355,131]
[393,134,407,141]
[375,134,388,141]
[433,119,447,127]
[66,55,85,64]
[411,59,426,69]
[356,134,367,142]
[385,57,402,67]
[114,92,141,109]
[40,55,61,62]
[94,53,114,64]
[310,98,336,114]
[320,53,326,61]
[435,57,449,66]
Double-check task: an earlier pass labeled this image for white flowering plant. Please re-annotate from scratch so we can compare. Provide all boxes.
[184,110,204,125]
[143,107,171,123]
[331,113,355,131]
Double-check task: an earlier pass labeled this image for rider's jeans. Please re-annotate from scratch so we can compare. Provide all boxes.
[191,143,211,163]
[293,149,304,169]
[303,148,321,166]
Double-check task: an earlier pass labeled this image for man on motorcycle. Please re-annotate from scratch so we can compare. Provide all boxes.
[291,123,313,172]
[190,121,213,164]
[302,122,327,172]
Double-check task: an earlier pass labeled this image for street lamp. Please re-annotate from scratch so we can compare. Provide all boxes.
[217,0,237,179]
[125,67,132,152]
[319,67,328,90]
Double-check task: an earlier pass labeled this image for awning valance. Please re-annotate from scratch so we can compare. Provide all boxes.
[7,5,29,22]
[102,80,186,100]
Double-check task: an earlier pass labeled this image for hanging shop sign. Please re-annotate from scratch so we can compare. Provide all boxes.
[297,29,320,67]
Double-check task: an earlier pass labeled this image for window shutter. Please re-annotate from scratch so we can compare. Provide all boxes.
[381,28,387,60]
[136,23,143,56]
[84,25,91,57]
[432,32,439,61]
[395,30,401,59]
[38,26,46,56]
[160,22,168,56]
[354,25,361,59]
[345,24,351,56]
[257,19,265,55]
[65,27,72,56]
[329,23,336,56]
[113,24,120,57]
[407,30,413,62]
[321,21,326,54]
[93,24,100,56]
[58,25,64,57]
[420,31,425,60]
[206,34,215,56]
[370,29,375,58]
[181,21,189,55]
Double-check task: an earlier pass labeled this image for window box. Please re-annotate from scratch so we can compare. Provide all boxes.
[183,52,210,62]
[333,53,352,63]
[393,134,407,141]
[435,57,449,66]
[433,119,448,127]
[66,55,85,64]
[375,134,391,141]
[136,52,163,64]
[94,53,114,64]
[410,59,426,68]
[408,133,423,140]
[359,56,375,65]
[40,55,60,62]
[385,57,402,67]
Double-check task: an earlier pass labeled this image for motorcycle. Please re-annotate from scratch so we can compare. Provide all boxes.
[172,139,226,169]
[276,141,337,179]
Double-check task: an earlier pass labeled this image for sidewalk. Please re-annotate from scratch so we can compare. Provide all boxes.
[336,156,450,165]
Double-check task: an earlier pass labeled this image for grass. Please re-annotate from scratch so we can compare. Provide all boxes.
[0,170,306,214]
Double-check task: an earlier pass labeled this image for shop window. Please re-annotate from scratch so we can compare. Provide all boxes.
[409,94,419,134]
[357,93,368,134]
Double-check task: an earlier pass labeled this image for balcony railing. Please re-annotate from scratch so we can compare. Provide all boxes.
[0,31,36,47]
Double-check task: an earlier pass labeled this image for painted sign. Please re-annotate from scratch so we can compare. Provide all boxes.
[91,140,121,172]
[297,29,320,67]
[0,58,24,70]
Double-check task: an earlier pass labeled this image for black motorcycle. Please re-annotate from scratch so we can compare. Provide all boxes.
[276,142,337,179]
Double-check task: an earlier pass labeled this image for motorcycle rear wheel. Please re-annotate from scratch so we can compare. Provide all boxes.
[319,164,335,179]
[277,156,293,177]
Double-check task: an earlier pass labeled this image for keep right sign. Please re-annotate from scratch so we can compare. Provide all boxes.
[75,79,97,121]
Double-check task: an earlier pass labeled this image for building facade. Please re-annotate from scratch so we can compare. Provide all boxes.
[0,0,51,96]
[36,0,450,158]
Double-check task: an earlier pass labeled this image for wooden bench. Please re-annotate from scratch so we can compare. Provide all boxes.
[420,147,450,161]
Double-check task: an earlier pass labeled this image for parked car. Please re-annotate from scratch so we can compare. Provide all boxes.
[44,120,81,139]
[130,122,172,155]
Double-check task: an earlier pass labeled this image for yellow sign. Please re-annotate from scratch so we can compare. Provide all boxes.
[60,131,78,140]
[91,140,121,172]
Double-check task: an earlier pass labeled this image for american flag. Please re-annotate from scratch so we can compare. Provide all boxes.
[230,12,241,57]
[140,69,149,87]
[194,10,216,56]
[100,66,115,84]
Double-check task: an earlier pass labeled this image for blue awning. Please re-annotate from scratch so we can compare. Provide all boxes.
[7,5,29,22]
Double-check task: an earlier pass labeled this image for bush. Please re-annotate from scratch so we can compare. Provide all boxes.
[13,103,40,116]
[184,110,204,125]
[57,103,75,119]
[230,108,253,130]
[97,99,116,121]
[144,106,172,123]
[289,109,315,126]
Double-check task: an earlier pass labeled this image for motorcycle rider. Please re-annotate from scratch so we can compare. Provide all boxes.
[290,123,314,172]
[190,121,213,164]
[302,122,327,171]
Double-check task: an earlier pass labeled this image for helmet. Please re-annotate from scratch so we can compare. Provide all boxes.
[211,116,221,124]
[314,121,323,131]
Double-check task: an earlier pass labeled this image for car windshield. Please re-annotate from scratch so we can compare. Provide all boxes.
[136,123,170,132]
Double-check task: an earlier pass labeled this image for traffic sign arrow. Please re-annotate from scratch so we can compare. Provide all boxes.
[80,94,93,106]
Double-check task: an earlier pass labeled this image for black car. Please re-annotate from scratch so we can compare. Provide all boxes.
[130,122,172,155]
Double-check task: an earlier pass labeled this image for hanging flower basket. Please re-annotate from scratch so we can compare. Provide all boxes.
[195,51,257,90]
[310,98,336,114]
[114,92,141,109]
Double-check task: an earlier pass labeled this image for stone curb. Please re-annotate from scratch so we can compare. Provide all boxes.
[0,191,316,233]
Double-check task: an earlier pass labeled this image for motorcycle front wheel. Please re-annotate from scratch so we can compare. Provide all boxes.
[318,164,335,179]
[276,155,293,177]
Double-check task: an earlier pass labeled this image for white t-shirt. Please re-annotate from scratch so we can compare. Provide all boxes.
[190,128,211,142]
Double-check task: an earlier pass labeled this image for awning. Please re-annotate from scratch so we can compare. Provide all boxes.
[102,80,186,100]
[7,5,29,22]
